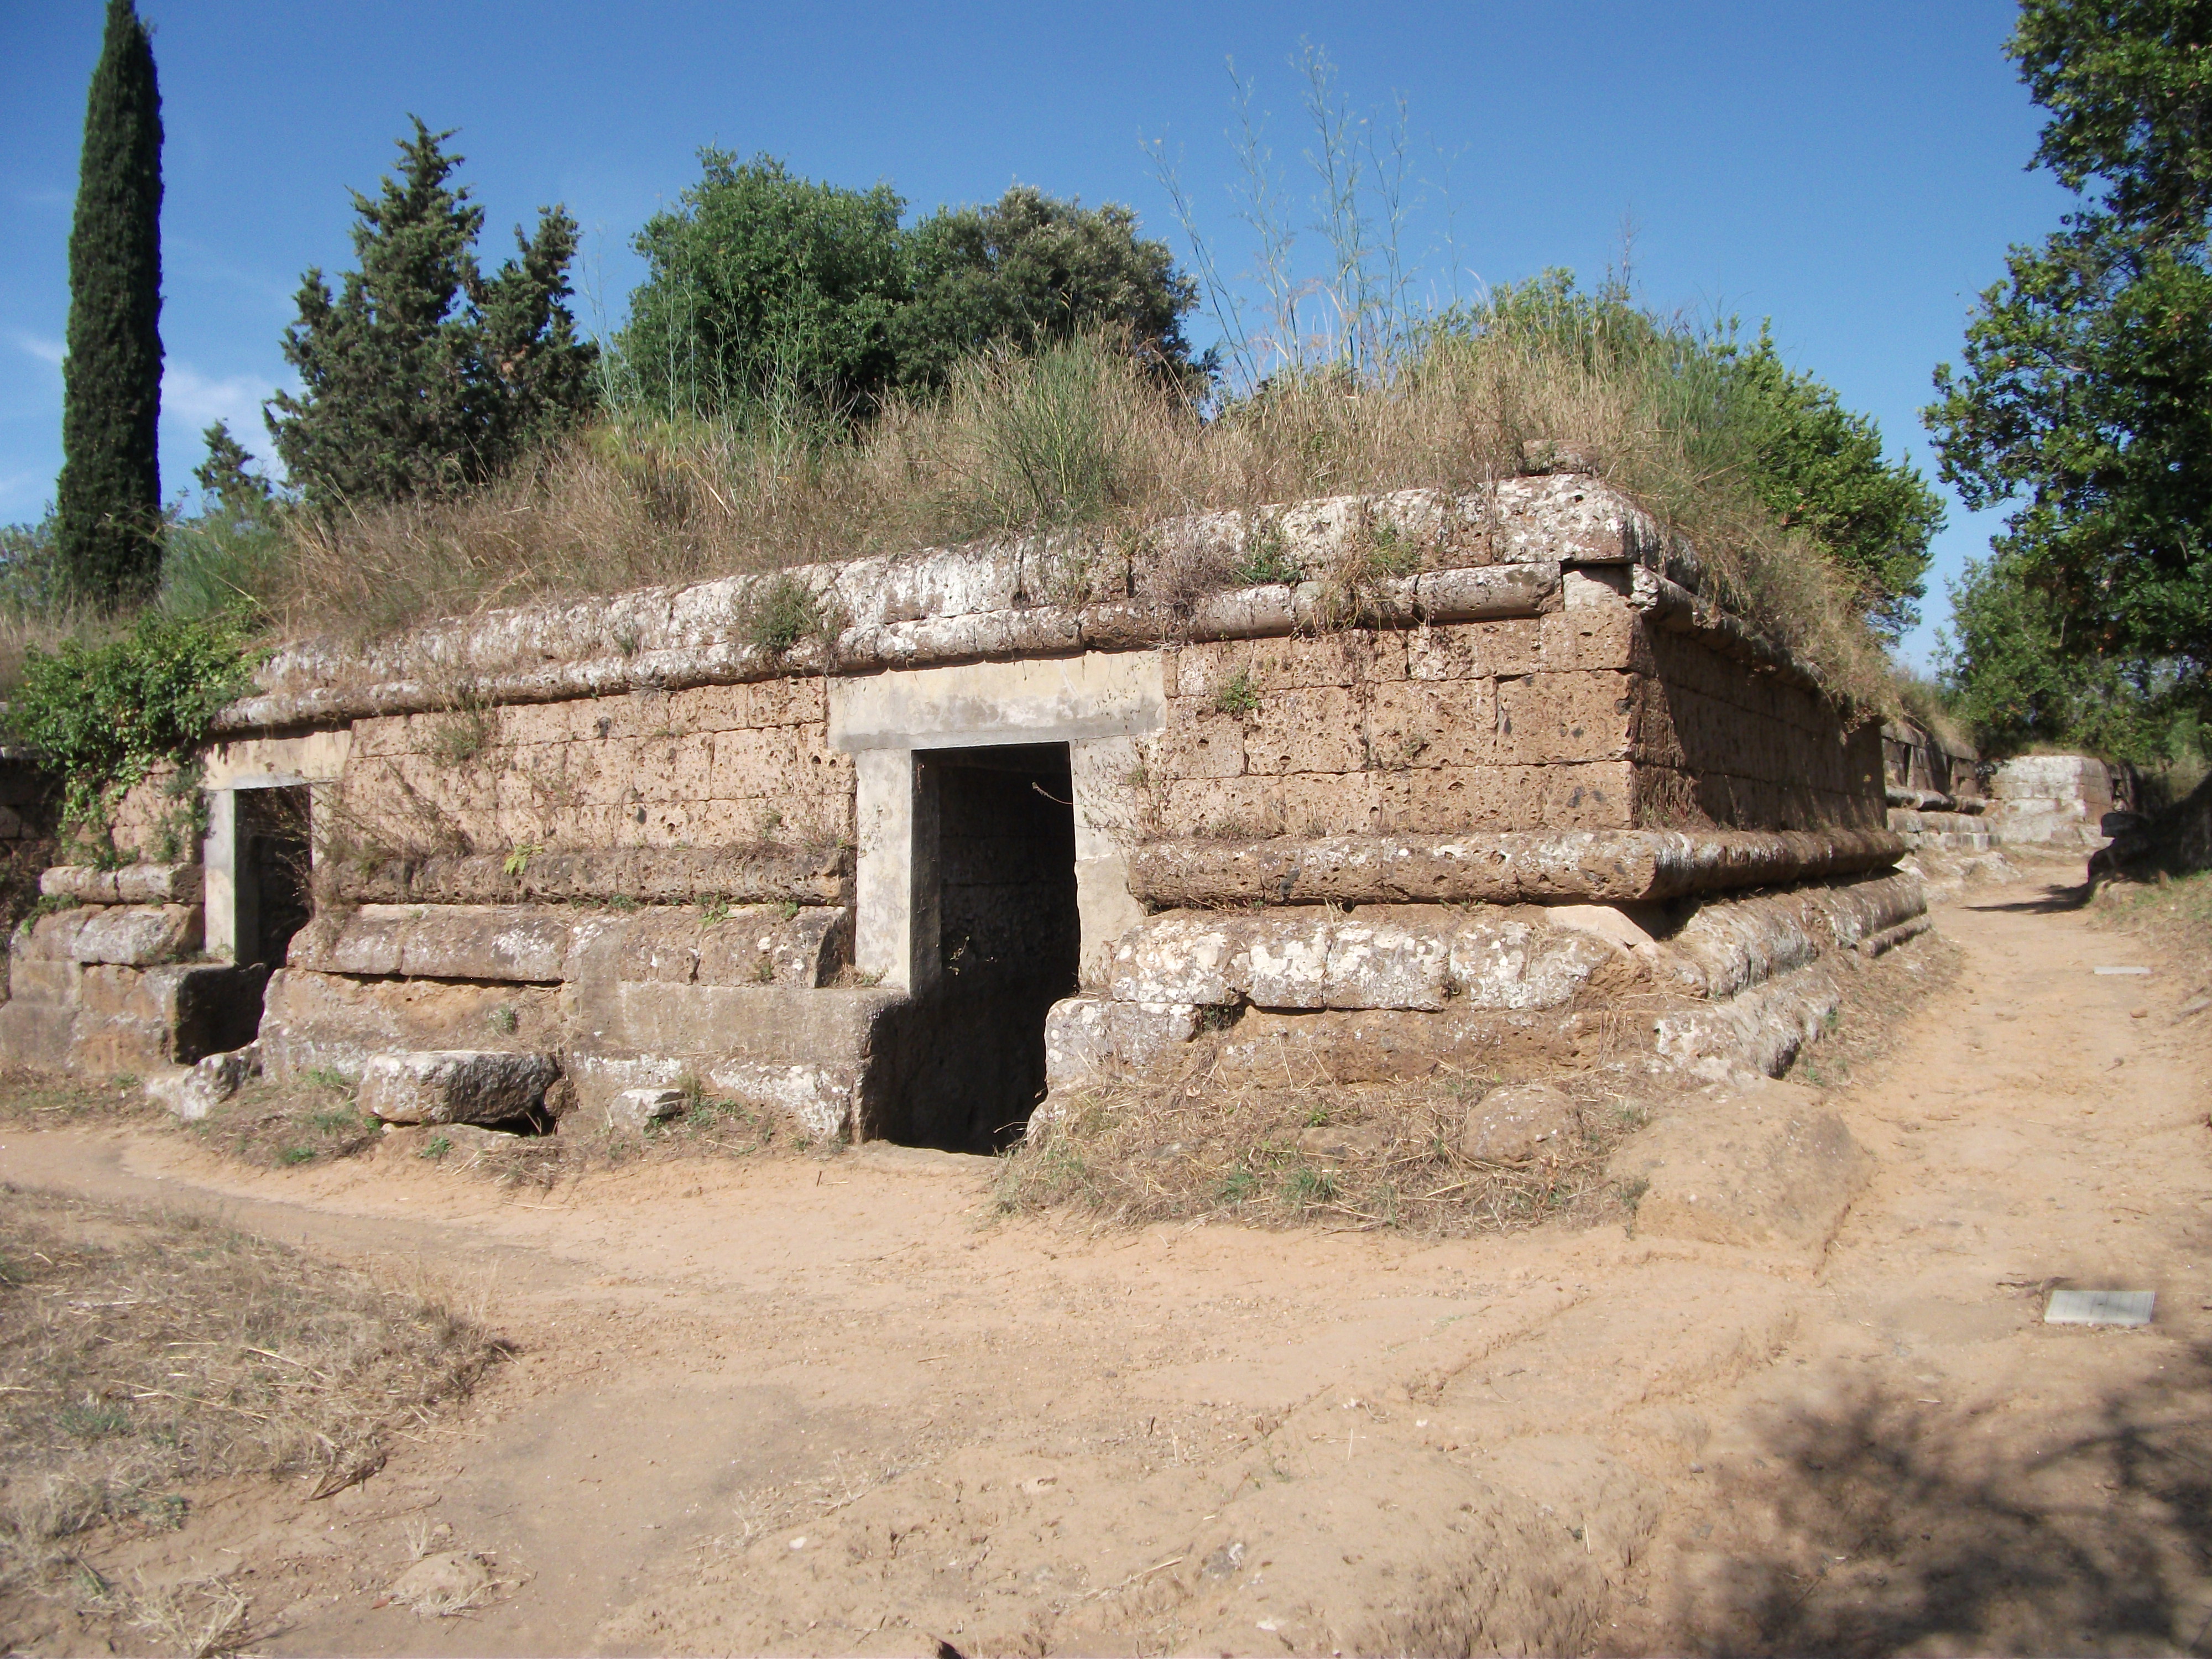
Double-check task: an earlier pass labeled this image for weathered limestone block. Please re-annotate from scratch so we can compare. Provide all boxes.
[1989,753,2114,806]
[1323,917,1453,1010]
[16,909,87,963]
[1042,996,1201,1089]
[40,863,204,904]
[70,905,201,967]
[1487,472,1662,564]
[1655,872,1926,999]
[1415,562,1564,622]
[1126,828,1906,907]
[0,998,76,1071]
[1608,1076,1874,1255]
[562,986,901,1136]
[259,969,564,1082]
[291,905,587,982]
[68,964,263,1073]
[1494,671,1637,765]
[322,843,851,907]
[701,1060,855,1141]
[7,958,79,1003]
[359,1050,560,1125]
[1887,809,1994,852]
[1446,915,1623,1010]
[1105,906,1625,1014]
[290,903,852,990]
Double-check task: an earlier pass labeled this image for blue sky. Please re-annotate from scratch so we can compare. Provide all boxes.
[1,1,2072,666]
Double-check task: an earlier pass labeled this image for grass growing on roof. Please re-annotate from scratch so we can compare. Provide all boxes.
[224,283,1921,712]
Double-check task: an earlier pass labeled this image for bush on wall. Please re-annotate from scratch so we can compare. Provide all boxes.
[8,612,253,857]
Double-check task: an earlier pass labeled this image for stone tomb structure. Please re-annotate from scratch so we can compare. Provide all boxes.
[1,477,1929,1148]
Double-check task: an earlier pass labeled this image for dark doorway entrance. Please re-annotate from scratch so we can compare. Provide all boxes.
[238,785,312,972]
[889,743,1080,1154]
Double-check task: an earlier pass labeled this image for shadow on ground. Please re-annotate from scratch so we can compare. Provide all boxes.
[1966,882,2093,916]
[1682,1347,2212,1655]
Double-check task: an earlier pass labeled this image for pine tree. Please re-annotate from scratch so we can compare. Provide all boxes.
[55,0,163,606]
[267,120,596,508]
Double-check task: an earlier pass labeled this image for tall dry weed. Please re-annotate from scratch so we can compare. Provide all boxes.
[254,324,1897,708]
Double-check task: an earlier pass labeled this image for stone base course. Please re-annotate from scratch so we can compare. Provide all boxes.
[0,962,264,1074]
[1045,869,1922,1095]
[288,902,850,989]
[325,844,851,907]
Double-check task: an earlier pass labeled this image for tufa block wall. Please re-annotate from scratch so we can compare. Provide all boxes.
[2,476,1920,1147]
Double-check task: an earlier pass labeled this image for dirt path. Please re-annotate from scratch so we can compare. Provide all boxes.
[6,868,2210,1656]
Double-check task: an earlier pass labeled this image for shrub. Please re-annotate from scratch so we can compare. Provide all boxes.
[7,611,252,850]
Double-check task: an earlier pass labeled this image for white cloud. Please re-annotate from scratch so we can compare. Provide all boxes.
[0,471,51,517]
[9,332,64,368]
[161,363,279,437]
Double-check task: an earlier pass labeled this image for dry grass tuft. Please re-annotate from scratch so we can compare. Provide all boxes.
[0,1187,506,1604]
[995,1070,1645,1237]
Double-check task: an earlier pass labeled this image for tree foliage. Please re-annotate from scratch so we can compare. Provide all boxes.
[55,0,163,607]
[618,153,907,419]
[267,119,596,508]
[1944,551,2203,764]
[1928,0,2212,742]
[159,421,285,620]
[614,154,1200,418]
[896,186,1201,392]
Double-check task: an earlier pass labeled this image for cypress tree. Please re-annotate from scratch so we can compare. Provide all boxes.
[55,0,164,607]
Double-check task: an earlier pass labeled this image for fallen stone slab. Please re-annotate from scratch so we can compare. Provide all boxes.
[608,1086,688,1130]
[359,1050,560,1125]
[2044,1288,2154,1328]
[1608,1077,1873,1257]
[144,1044,261,1123]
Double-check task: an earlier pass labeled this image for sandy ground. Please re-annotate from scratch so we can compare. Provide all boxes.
[5,862,2211,1656]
